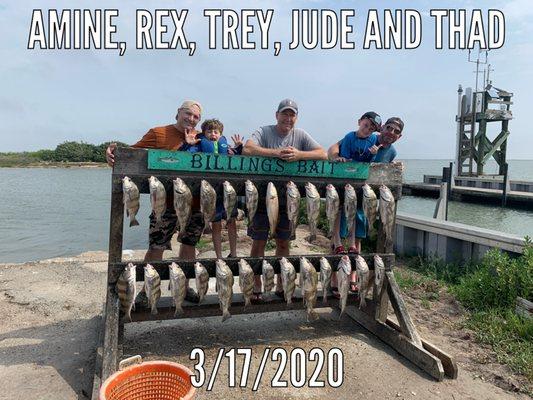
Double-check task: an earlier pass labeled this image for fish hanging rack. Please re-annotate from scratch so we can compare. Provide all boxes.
[92,147,457,399]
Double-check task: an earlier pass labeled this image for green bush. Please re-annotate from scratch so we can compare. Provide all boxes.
[54,141,96,162]
[452,240,533,311]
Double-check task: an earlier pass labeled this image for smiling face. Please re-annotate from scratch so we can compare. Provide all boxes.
[275,109,297,135]
[357,117,378,138]
[380,122,403,145]
[175,105,201,131]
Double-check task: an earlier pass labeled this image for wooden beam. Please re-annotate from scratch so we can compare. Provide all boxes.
[375,273,390,323]
[101,286,120,382]
[109,253,396,282]
[127,292,348,323]
[90,304,105,400]
[386,319,458,379]
[344,306,445,381]
[386,271,423,348]
[108,175,124,265]
[112,148,403,199]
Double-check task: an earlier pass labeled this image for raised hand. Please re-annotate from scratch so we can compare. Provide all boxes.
[231,134,244,148]
[184,128,200,145]
[106,143,117,167]
[369,144,382,155]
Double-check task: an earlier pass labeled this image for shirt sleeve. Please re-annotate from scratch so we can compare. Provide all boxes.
[338,132,353,159]
[300,131,321,151]
[249,127,265,147]
[389,146,397,162]
[131,129,157,148]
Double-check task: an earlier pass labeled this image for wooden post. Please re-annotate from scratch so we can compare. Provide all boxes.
[502,162,509,207]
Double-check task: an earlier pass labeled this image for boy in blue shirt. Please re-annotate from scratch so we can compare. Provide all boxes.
[186,119,243,258]
[329,111,382,292]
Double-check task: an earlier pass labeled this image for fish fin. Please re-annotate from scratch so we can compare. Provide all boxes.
[222,311,232,322]
[307,310,319,322]
[130,218,140,227]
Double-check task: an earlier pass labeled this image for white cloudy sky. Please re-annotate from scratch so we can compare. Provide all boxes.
[1,0,532,159]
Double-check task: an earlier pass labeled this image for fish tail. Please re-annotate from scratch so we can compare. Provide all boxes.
[151,304,158,315]
[359,296,367,309]
[222,310,232,322]
[130,218,140,227]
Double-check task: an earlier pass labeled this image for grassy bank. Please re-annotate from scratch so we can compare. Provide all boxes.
[396,240,533,384]
[1,140,127,167]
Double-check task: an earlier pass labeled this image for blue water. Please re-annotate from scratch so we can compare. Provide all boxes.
[0,162,532,263]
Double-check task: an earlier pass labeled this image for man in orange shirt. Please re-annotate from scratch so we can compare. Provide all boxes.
[106,100,203,302]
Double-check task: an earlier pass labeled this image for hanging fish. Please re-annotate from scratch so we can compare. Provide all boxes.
[223,181,237,222]
[379,185,396,250]
[300,257,319,322]
[280,257,296,306]
[374,255,385,297]
[173,178,192,233]
[169,262,187,316]
[262,259,275,295]
[238,259,254,308]
[149,176,166,223]
[362,184,378,238]
[216,259,234,322]
[117,262,136,321]
[266,182,279,239]
[194,262,209,304]
[344,184,357,236]
[319,257,332,305]
[337,256,351,316]
[355,255,370,309]
[122,177,140,227]
[143,264,161,315]
[286,181,301,240]
[200,180,217,229]
[245,180,259,226]
[325,184,339,238]
[305,182,320,242]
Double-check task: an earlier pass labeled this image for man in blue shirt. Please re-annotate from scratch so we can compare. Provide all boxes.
[374,117,404,162]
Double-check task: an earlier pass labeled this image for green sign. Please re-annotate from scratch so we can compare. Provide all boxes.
[148,150,369,179]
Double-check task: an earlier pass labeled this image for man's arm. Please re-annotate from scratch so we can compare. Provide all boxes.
[242,139,281,158]
[297,147,328,160]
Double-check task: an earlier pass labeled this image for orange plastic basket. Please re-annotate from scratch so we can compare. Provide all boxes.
[99,360,197,400]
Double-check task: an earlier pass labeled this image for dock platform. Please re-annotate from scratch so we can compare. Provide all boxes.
[403,182,533,210]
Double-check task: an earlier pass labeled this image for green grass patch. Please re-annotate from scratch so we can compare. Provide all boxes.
[465,309,533,381]
[402,238,533,384]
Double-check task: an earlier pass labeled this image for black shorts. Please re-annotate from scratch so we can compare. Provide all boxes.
[149,208,204,249]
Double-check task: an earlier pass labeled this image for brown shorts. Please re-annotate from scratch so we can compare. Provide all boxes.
[149,208,204,249]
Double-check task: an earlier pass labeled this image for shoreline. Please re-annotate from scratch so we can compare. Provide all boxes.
[0,161,109,168]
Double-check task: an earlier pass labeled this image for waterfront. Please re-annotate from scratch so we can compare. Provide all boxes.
[1,162,532,263]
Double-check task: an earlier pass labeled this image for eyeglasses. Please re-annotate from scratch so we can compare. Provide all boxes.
[385,124,402,135]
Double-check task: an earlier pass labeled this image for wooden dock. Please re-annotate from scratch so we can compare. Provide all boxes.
[403,182,533,210]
